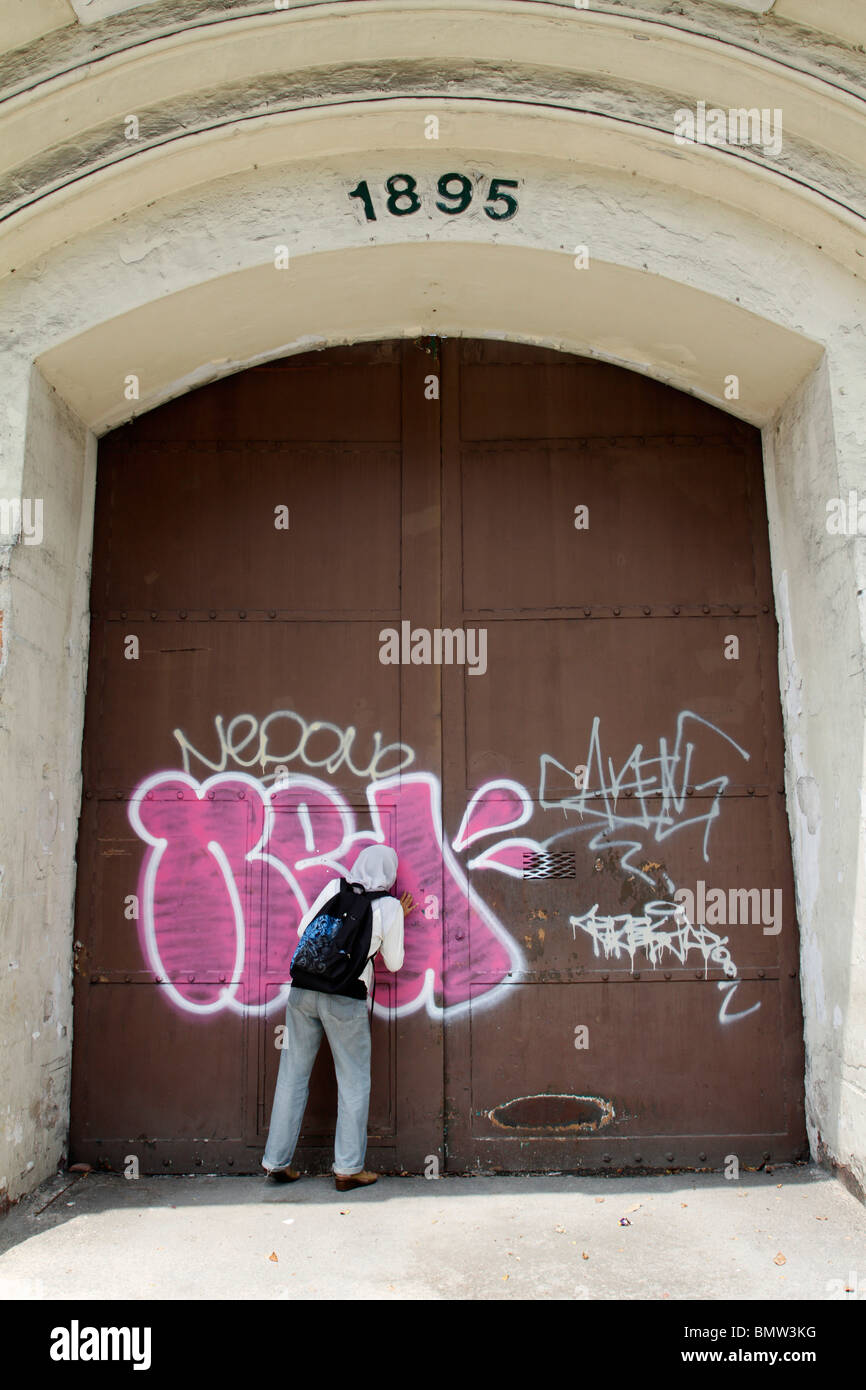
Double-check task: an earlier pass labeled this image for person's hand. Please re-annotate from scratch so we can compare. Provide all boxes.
[399,891,414,918]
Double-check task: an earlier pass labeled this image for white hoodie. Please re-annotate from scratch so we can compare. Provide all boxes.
[294,844,405,995]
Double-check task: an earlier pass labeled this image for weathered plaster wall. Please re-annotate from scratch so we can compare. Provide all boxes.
[24,152,822,427]
[764,358,866,1199]
[1,0,865,1201]
[0,0,74,54]
[0,372,94,1206]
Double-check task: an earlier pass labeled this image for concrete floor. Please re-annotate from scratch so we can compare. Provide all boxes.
[1,1164,864,1300]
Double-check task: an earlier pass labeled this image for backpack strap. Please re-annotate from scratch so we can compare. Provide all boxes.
[359,886,390,1011]
[369,956,378,1013]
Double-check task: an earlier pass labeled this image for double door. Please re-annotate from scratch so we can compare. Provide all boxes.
[70,338,806,1173]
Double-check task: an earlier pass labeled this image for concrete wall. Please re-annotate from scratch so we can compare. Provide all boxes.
[1,0,865,1203]
[0,371,94,1207]
[765,358,866,1198]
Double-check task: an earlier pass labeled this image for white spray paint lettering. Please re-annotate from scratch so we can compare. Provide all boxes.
[173,709,415,782]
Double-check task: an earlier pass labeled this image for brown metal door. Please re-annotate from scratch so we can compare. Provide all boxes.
[440,339,805,1172]
[70,341,445,1174]
[70,338,805,1175]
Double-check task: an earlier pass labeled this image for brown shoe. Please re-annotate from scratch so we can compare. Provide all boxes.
[334,1170,378,1192]
[266,1167,301,1184]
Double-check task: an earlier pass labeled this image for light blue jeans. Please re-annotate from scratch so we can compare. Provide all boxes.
[262,985,372,1176]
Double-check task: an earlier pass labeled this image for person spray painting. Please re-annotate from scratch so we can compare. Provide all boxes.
[262,844,413,1192]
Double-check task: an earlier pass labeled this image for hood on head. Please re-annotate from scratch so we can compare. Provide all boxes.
[349,844,398,891]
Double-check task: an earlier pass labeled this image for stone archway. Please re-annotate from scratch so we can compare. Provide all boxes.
[2,0,865,1202]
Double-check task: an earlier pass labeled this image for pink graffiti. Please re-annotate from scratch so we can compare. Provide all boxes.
[130,769,525,1020]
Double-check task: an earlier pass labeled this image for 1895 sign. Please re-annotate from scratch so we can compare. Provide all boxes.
[348,173,519,221]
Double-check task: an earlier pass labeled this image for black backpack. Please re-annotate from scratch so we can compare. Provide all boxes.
[290,878,390,1000]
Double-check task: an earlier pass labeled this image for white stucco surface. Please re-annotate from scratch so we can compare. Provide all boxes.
[1,0,864,1204]
[0,372,94,1205]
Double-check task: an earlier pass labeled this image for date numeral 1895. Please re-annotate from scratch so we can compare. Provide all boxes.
[348,173,519,221]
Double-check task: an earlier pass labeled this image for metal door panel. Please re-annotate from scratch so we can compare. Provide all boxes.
[462,977,790,1167]
[72,339,804,1175]
[441,338,805,1172]
[126,347,402,445]
[71,986,250,1152]
[94,446,402,615]
[82,619,403,793]
[462,616,777,793]
[459,356,744,441]
[71,340,444,1174]
[460,443,760,611]
[463,797,794,978]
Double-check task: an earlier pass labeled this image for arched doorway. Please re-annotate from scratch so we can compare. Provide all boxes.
[69,338,805,1174]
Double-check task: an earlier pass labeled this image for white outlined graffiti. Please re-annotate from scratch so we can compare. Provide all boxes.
[129,707,762,1027]
[173,709,415,783]
[130,766,525,1022]
[568,902,761,1024]
[539,709,751,883]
